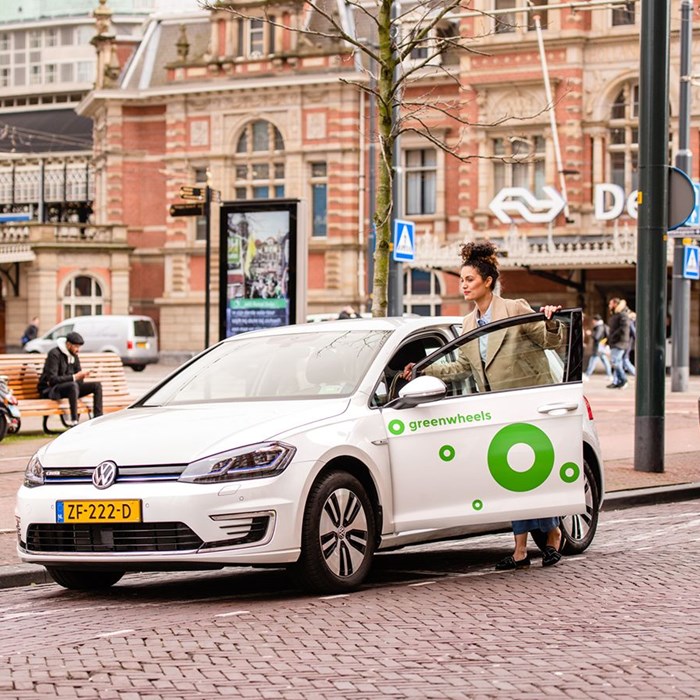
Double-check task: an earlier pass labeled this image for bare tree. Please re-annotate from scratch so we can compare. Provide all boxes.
[201,0,549,316]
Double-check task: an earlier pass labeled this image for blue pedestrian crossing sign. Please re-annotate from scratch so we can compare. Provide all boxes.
[685,183,700,227]
[683,244,700,280]
[393,219,415,262]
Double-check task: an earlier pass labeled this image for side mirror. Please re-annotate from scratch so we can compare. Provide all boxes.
[389,375,447,409]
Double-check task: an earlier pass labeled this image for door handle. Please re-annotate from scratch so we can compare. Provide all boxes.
[537,402,578,415]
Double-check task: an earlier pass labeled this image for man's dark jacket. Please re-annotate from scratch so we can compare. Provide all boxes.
[607,311,631,350]
[37,346,81,395]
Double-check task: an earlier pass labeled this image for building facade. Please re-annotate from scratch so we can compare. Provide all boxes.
[3,0,700,365]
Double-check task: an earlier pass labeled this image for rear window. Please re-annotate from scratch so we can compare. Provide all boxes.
[133,320,156,337]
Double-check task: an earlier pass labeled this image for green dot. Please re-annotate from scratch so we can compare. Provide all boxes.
[487,423,555,492]
[560,462,580,483]
[439,444,455,462]
[388,419,405,435]
[472,499,483,511]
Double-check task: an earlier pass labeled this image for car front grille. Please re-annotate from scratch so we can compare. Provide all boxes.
[42,465,186,484]
[26,522,202,553]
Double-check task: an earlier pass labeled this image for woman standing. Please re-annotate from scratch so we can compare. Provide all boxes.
[402,240,564,569]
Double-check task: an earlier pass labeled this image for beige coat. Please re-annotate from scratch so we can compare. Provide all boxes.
[426,296,564,391]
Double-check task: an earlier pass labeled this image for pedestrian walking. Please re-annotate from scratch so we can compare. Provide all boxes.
[401,239,564,569]
[584,314,613,380]
[607,298,632,389]
[623,310,636,377]
[21,316,39,347]
[37,331,103,427]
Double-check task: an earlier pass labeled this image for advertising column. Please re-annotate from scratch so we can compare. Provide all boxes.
[219,199,305,339]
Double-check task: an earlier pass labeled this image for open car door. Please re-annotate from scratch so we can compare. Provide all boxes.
[383,309,585,533]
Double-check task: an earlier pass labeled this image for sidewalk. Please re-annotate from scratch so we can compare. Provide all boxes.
[1,370,698,589]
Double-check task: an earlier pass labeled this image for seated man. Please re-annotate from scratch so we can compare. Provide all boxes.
[37,331,103,427]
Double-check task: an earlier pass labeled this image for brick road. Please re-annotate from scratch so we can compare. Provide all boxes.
[1,499,699,698]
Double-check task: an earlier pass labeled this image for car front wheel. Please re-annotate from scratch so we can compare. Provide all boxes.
[294,471,376,593]
[559,459,600,555]
[46,567,125,591]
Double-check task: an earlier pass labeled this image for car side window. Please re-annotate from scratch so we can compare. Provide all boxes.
[48,324,73,341]
[416,312,574,397]
[373,335,446,406]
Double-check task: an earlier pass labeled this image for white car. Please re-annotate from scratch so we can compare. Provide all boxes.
[16,311,604,593]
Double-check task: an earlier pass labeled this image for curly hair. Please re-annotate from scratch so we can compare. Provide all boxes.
[459,240,500,289]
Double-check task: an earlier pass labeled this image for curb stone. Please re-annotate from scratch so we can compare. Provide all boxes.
[2,481,700,591]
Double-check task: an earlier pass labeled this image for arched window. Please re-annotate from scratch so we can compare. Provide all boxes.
[63,275,103,318]
[403,269,442,316]
[608,82,639,193]
[234,120,285,200]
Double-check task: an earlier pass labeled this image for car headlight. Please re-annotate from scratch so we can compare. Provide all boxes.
[24,454,45,487]
[179,442,296,484]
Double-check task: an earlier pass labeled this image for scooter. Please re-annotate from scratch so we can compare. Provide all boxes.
[0,374,21,441]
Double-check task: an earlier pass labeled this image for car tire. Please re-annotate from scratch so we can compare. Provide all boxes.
[46,567,125,591]
[294,471,376,593]
[130,365,146,372]
[559,459,600,555]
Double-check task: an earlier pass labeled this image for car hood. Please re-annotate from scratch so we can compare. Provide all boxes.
[39,400,351,467]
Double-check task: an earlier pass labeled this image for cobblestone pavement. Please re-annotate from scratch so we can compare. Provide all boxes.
[1,500,699,699]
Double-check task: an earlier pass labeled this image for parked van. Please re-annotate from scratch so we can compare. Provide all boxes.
[23,315,159,371]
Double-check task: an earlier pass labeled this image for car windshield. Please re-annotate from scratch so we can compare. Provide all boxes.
[140,329,391,405]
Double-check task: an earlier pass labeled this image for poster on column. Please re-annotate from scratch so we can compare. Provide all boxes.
[219,199,304,340]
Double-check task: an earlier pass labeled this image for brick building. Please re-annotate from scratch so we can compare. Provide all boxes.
[3,0,700,364]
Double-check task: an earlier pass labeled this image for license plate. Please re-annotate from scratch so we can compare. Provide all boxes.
[136,341,148,348]
[56,500,142,524]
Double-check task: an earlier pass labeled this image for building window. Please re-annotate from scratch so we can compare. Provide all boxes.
[403,269,442,316]
[249,19,264,56]
[62,275,104,318]
[45,64,57,83]
[0,33,9,52]
[493,135,546,196]
[405,149,436,215]
[234,120,285,199]
[76,61,95,83]
[494,0,517,34]
[45,29,58,47]
[0,68,8,88]
[311,162,327,237]
[29,64,41,85]
[29,31,41,49]
[608,82,639,192]
[612,1,635,26]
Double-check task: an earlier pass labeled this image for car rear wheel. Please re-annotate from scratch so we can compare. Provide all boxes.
[559,459,599,555]
[46,567,125,590]
[130,364,146,372]
[294,471,376,593]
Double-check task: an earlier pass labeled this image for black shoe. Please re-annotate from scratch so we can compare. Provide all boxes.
[542,546,562,567]
[495,554,531,570]
[606,383,619,389]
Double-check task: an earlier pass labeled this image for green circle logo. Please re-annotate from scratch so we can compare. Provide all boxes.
[487,423,555,492]
[560,462,580,483]
[439,444,455,462]
[388,419,405,435]
[472,499,483,511]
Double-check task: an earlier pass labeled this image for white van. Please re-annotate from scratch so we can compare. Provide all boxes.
[23,315,159,371]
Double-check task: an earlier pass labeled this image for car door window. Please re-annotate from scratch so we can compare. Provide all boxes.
[414,311,580,398]
[48,324,73,341]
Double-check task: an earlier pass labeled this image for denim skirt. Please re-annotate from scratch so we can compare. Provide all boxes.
[511,517,560,536]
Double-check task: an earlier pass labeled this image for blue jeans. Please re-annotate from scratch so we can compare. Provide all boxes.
[609,347,627,386]
[585,349,612,378]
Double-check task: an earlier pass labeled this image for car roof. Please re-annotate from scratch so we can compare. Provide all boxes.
[222,316,464,341]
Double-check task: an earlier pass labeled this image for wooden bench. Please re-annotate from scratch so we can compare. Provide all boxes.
[0,352,136,434]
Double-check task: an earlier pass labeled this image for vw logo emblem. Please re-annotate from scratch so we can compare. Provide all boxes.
[92,461,118,490]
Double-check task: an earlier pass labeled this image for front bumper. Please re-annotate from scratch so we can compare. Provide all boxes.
[16,475,305,568]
